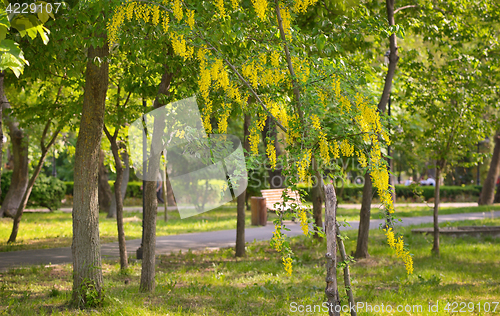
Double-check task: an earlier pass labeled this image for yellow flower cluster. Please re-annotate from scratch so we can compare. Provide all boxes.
[332,75,341,99]
[282,257,293,276]
[297,149,312,181]
[339,95,351,115]
[272,224,284,251]
[252,0,268,21]
[242,61,259,88]
[202,99,213,133]
[257,112,267,131]
[266,140,277,170]
[311,114,321,130]
[340,139,354,157]
[218,103,232,133]
[186,9,195,29]
[293,0,319,13]
[317,88,327,108]
[298,208,308,235]
[271,51,280,67]
[170,33,194,61]
[175,130,185,139]
[173,0,183,21]
[249,126,260,155]
[319,131,329,162]
[215,0,226,16]
[330,141,340,159]
[231,0,239,10]
[384,228,413,274]
[356,150,368,168]
[280,7,292,40]
[152,5,160,25]
[291,56,310,84]
[161,11,169,33]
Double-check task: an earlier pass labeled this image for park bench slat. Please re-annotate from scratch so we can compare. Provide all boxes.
[261,188,303,211]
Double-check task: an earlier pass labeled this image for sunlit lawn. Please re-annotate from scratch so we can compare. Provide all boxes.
[1,204,497,252]
[1,218,499,315]
[0,204,279,252]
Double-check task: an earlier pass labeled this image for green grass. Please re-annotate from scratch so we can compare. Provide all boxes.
[336,205,500,222]
[0,218,499,315]
[1,204,496,252]
[0,205,278,252]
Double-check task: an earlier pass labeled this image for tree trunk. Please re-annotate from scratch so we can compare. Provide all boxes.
[432,166,442,256]
[166,176,176,206]
[311,159,323,239]
[479,132,500,205]
[261,117,284,188]
[107,136,128,270]
[163,162,168,221]
[236,114,250,257]
[8,122,60,243]
[98,149,112,212]
[140,69,174,293]
[108,149,129,218]
[355,172,372,258]
[71,39,109,307]
[324,184,340,316]
[337,223,357,316]
[0,72,5,213]
[1,106,29,218]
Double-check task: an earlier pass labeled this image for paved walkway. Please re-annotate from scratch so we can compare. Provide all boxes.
[23,202,479,213]
[0,210,497,271]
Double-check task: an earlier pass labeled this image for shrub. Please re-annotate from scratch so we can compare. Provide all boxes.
[1,171,66,210]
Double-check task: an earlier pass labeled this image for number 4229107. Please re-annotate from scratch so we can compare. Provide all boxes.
[6,2,63,14]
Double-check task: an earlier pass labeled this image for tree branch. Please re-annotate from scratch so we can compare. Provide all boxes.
[274,0,304,124]
[394,5,418,14]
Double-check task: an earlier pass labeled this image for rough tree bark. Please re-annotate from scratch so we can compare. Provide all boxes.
[71,38,109,307]
[355,0,398,258]
[98,149,113,212]
[140,69,174,293]
[8,121,61,242]
[0,72,5,210]
[236,113,250,257]
[103,127,128,270]
[324,184,340,316]
[432,164,443,256]
[479,132,500,205]
[311,158,324,239]
[261,117,285,188]
[1,100,29,218]
[108,149,129,218]
[355,172,372,258]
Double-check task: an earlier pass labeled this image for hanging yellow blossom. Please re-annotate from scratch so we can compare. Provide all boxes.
[280,7,292,40]
[298,208,308,235]
[161,11,170,33]
[319,131,329,162]
[252,0,268,21]
[257,112,267,131]
[215,0,226,16]
[173,0,183,21]
[266,140,277,170]
[152,5,160,26]
[186,9,195,29]
[293,0,319,13]
[311,114,321,130]
[249,127,260,155]
[231,0,239,10]
[271,224,284,251]
[271,51,280,67]
[356,150,368,168]
[282,257,293,276]
[330,141,340,159]
[340,139,354,157]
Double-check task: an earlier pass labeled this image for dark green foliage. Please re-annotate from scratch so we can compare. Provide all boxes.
[298,183,482,202]
[1,171,66,210]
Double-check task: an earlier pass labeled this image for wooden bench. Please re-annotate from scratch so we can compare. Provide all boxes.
[260,188,303,212]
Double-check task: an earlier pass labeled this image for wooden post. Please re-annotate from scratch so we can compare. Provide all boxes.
[324,184,340,316]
